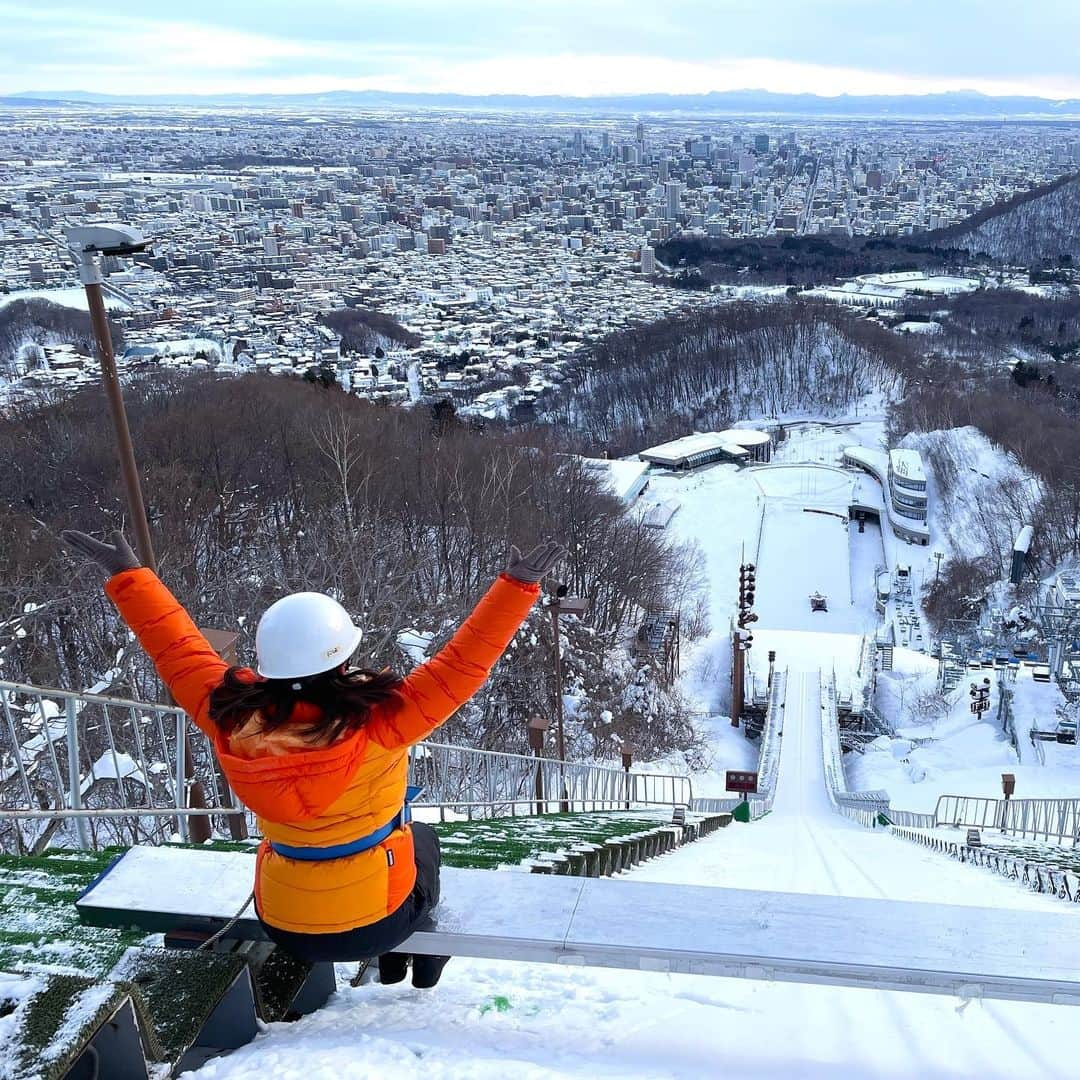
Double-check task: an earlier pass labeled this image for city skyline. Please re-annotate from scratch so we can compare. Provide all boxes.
[4,1,1080,100]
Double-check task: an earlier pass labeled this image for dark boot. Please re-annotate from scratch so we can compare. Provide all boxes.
[377,952,409,985]
[411,953,450,989]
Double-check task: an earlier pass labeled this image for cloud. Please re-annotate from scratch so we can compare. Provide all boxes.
[3,2,1079,98]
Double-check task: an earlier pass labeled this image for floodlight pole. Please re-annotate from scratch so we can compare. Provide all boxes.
[74,247,212,844]
[76,250,157,573]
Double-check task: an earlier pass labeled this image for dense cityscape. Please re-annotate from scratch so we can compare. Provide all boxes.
[1,108,1078,414]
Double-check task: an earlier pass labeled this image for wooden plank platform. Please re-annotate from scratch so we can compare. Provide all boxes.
[77,846,1080,1007]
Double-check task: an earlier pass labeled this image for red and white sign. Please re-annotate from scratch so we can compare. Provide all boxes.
[726,770,759,794]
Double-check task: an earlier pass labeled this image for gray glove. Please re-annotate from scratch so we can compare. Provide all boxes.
[61,529,141,576]
[505,540,566,584]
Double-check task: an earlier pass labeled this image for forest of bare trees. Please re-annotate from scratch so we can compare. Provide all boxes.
[0,373,705,772]
[891,378,1080,596]
[318,306,420,354]
[928,173,1080,267]
[541,301,913,455]
[0,298,125,373]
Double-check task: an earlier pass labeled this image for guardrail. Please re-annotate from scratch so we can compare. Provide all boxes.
[0,679,692,853]
[690,670,787,821]
[410,742,692,820]
[933,795,1080,847]
[820,673,891,825]
[882,808,937,829]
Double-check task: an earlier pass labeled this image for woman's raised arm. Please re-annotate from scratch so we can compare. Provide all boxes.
[63,530,228,734]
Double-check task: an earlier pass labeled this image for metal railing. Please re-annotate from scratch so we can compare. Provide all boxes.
[410,741,692,820]
[0,679,226,852]
[932,795,1080,846]
[882,807,936,829]
[0,679,692,852]
[820,673,890,823]
[690,670,787,821]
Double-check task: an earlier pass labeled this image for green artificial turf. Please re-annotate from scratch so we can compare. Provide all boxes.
[0,812,683,981]
[432,810,677,870]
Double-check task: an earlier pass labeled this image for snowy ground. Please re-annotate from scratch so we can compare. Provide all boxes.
[180,416,1078,1079]
[184,671,1076,1080]
[0,287,128,311]
[852,645,1080,811]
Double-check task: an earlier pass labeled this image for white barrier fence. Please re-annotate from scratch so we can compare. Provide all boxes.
[931,795,1080,847]
[0,680,692,853]
[691,670,787,820]
[820,673,890,825]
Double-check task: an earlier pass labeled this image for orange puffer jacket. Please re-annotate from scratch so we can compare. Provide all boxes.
[105,568,539,934]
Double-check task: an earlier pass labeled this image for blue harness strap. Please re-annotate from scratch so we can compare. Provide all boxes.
[270,784,423,862]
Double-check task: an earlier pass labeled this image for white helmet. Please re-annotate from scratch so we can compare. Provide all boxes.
[255,592,364,680]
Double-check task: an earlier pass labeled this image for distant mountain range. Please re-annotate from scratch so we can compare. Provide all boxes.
[7,88,1080,118]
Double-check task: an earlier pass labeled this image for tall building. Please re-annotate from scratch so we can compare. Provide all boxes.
[665,181,681,219]
[639,245,656,275]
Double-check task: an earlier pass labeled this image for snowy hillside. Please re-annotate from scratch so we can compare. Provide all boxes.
[935,174,1080,265]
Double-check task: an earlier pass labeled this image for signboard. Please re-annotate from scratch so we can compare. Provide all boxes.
[726,770,759,794]
[970,700,990,715]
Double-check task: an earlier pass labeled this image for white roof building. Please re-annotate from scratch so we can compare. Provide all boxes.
[888,449,927,486]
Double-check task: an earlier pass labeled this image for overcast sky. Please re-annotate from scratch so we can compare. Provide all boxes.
[3,1,1079,99]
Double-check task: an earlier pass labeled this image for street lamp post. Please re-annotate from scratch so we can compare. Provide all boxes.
[545,582,590,813]
[621,742,633,811]
[63,225,214,844]
[65,226,156,571]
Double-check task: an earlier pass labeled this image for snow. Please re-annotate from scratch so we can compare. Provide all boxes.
[39,982,117,1065]
[894,320,943,334]
[0,972,44,1080]
[397,629,434,666]
[850,647,1080,811]
[0,287,128,311]
[182,668,1076,1080]
[133,409,1080,1078]
[579,457,650,504]
[79,750,147,796]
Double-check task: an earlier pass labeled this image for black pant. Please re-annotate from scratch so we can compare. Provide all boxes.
[260,822,442,964]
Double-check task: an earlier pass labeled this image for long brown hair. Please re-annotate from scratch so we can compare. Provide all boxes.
[208,666,404,744]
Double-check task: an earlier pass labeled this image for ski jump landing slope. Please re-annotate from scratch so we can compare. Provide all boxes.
[184,672,1078,1080]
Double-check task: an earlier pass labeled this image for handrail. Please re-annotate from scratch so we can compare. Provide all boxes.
[690,669,787,821]
[820,673,891,823]
[932,795,1080,847]
[0,679,691,852]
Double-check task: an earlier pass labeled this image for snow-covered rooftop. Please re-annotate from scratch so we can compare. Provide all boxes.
[639,432,749,468]
[888,448,926,484]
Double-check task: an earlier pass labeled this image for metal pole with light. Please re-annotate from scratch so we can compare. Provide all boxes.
[64,225,157,570]
[545,581,590,813]
[63,224,212,844]
[621,742,633,811]
[733,560,758,726]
